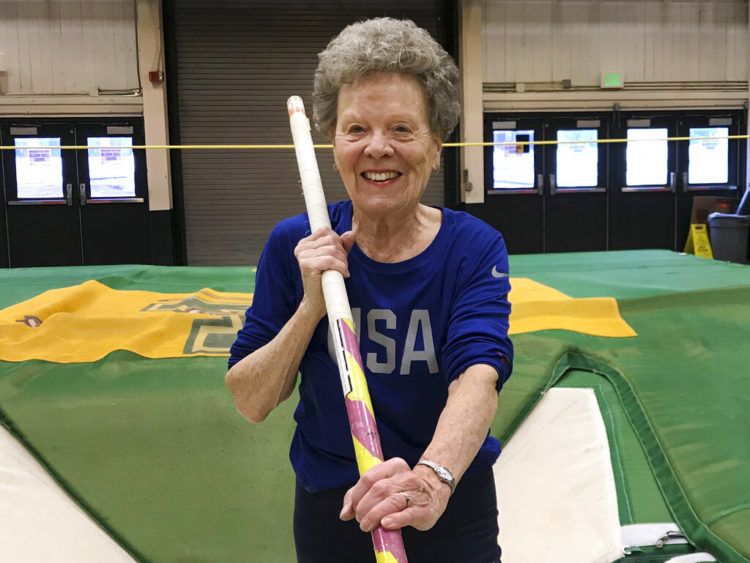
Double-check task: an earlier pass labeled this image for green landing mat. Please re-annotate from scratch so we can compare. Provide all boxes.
[560,370,698,562]
[1,353,297,562]
[493,251,750,563]
[1,250,749,562]
[558,370,672,526]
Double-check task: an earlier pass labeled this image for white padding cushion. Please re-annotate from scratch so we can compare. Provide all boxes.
[621,523,687,548]
[664,555,717,563]
[0,425,136,563]
[495,387,624,563]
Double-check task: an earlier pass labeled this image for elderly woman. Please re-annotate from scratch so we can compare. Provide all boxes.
[226,17,513,563]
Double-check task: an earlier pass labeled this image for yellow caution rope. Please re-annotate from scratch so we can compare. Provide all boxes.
[0,134,747,151]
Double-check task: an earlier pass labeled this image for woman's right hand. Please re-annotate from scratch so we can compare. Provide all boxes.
[294,227,356,320]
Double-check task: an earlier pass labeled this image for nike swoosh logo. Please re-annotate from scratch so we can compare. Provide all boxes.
[491,266,509,279]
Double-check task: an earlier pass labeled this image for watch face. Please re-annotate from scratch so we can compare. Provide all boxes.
[418,461,455,490]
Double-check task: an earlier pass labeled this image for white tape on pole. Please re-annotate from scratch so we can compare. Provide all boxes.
[287,95,354,379]
[288,96,331,232]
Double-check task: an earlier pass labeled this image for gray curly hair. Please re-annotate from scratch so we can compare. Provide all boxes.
[313,18,460,141]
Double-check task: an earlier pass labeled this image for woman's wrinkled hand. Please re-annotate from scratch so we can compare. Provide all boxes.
[294,227,356,319]
[339,457,451,533]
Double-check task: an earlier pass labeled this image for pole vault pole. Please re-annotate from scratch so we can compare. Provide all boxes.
[287,96,408,563]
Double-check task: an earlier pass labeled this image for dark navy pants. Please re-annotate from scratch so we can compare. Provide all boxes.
[294,468,502,563]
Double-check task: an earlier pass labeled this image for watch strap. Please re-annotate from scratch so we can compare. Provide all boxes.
[415,460,456,494]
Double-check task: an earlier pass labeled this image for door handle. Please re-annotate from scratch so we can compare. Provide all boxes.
[682,172,689,192]
[66,183,73,206]
[537,174,544,195]
[549,174,557,195]
[79,183,87,206]
[669,172,676,193]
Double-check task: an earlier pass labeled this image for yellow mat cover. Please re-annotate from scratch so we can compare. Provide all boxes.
[0,278,635,363]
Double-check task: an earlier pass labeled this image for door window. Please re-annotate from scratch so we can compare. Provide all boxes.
[492,129,536,189]
[87,137,136,198]
[688,127,728,185]
[557,129,598,188]
[626,128,669,186]
[14,138,63,199]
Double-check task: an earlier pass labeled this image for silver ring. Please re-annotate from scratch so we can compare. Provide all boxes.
[399,491,411,508]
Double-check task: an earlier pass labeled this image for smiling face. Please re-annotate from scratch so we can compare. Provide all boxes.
[333,72,442,221]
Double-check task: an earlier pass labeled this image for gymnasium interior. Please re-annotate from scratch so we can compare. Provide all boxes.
[1,2,749,562]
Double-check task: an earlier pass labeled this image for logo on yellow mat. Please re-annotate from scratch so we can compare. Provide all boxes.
[141,295,249,354]
[0,280,252,363]
[0,278,635,364]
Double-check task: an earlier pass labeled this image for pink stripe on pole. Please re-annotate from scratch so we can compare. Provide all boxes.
[338,319,364,365]
[338,320,407,562]
[373,528,409,562]
[338,320,384,460]
[345,398,384,461]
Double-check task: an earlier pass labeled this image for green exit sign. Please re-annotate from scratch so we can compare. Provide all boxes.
[601,71,624,89]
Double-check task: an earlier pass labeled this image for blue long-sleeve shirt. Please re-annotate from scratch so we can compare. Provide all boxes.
[229,200,513,493]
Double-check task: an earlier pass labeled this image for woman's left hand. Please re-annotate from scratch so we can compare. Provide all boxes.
[339,457,451,532]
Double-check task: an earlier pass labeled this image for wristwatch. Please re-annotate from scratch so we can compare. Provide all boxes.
[416,460,456,495]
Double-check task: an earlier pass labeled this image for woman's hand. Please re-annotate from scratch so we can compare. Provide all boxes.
[339,457,451,533]
[294,227,356,319]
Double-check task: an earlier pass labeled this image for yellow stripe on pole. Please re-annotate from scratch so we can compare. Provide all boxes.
[375,550,402,563]
[352,436,384,475]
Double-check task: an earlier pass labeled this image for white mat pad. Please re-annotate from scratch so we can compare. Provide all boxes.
[0,424,136,563]
[495,387,624,563]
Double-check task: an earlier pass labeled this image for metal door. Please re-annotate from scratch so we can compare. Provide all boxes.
[675,113,744,249]
[609,116,678,250]
[478,116,545,253]
[0,140,8,268]
[75,122,150,265]
[1,121,150,267]
[543,117,608,252]
[1,124,82,267]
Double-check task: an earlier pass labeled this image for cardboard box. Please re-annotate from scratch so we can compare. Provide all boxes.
[690,196,737,225]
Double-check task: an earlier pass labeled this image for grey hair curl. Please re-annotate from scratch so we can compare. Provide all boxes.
[313,18,460,141]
